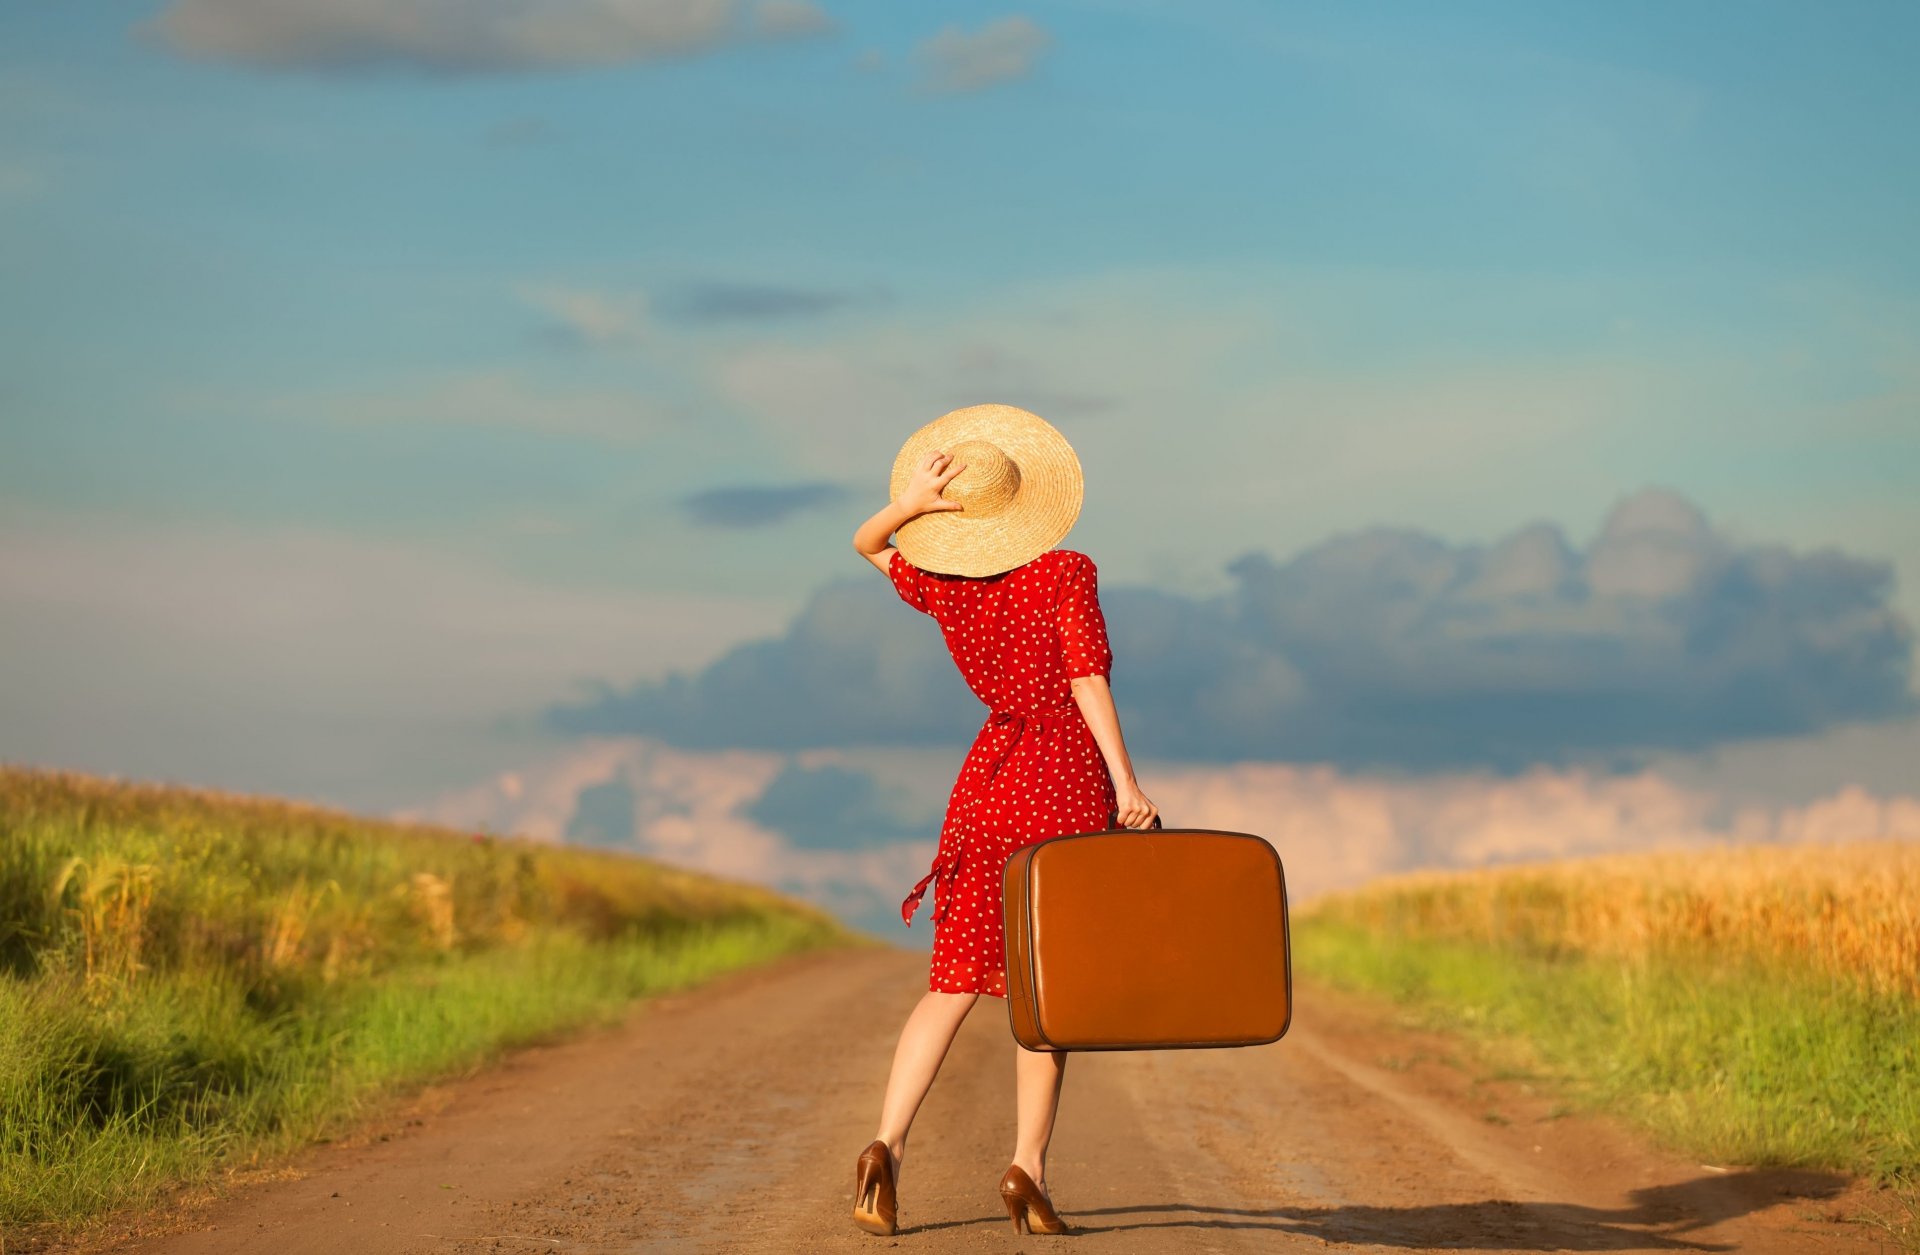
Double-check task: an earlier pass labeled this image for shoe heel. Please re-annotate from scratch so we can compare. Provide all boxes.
[1000,1164,1069,1236]
[852,1141,898,1237]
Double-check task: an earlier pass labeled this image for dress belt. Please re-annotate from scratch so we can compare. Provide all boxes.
[901,706,1078,928]
[980,705,1075,770]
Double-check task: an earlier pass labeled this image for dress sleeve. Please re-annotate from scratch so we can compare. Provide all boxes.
[888,548,933,615]
[1058,553,1113,681]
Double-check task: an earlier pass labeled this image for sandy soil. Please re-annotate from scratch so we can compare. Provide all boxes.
[73,946,1895,1254]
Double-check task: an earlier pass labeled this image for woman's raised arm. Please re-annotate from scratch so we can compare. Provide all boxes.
[852,449,969,573]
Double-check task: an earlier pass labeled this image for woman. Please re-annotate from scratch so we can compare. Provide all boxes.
[847,404,1159,1238]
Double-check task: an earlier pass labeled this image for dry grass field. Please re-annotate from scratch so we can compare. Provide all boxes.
[0,766,853,1243]
[1296,839,1920,1250]
[1305,839,1920,999]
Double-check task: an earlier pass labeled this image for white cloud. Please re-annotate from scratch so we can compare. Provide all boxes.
[144,0,833,74]
[1145,761,1920,904]
[915,16,1050,93]
[520,284,651,349]
[397,736,934,932]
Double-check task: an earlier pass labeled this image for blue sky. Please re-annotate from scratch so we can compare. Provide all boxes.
[3,2,1917,930]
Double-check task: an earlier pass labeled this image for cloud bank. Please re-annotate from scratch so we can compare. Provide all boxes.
[397,737,938,933]
[400,734,1920,936]
[550,572,984,750]
[547,489,1915,769]
[146,0,834,74]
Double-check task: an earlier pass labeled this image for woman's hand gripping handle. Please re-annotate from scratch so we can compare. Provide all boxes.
[1112,778,1160,830]
[1107,802,1163,831]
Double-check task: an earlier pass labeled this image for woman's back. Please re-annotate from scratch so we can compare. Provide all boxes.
[886,547,1113,717]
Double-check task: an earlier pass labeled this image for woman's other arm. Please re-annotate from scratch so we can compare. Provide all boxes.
[852,449,968,574]
[1070,674,1159,829]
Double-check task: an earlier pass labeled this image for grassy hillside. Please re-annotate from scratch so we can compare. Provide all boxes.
[0,766,855,1241]
[1295,840,1920,1246]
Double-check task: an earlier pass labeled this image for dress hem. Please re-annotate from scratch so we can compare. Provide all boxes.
[930,979,1008,999]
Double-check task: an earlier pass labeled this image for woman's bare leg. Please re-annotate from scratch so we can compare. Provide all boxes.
[1011,1044,1068,1193]
[873,990,979,1185]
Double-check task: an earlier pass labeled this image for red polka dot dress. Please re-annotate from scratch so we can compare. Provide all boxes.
[889,546,1118,998]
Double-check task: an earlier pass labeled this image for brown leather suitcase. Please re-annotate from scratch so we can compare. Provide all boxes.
[1003,814,1291,1051]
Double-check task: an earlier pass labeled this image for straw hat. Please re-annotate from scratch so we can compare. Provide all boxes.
[889,403,1084,577]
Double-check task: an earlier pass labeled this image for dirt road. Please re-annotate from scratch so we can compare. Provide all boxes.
[107,946,1883,1254]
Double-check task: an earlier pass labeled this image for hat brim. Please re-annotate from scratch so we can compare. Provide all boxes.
[890,404,1084,577]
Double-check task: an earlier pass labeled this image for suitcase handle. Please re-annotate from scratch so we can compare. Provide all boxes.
[1106,808,1165,831]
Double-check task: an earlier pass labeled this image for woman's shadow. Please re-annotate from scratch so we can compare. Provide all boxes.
[912,1167,1849,1250]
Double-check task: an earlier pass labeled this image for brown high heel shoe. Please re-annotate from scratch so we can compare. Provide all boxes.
[852,1139,898,1236]
[999,1164,1071,1235]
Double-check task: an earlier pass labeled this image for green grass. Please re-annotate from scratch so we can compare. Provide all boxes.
[1297,919,1920,1179]
[0,767,857,1242]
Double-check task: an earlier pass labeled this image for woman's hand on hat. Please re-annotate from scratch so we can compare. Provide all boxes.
[899,449,968,517]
